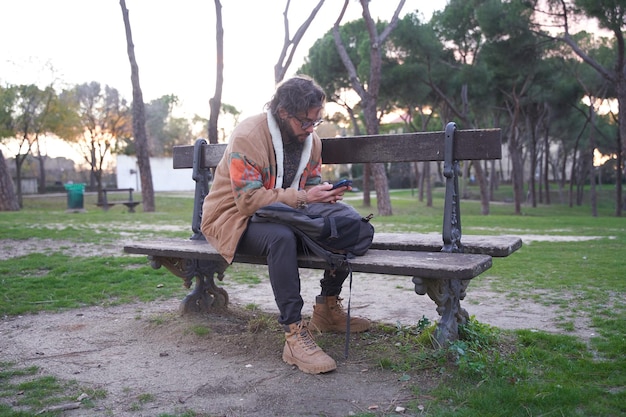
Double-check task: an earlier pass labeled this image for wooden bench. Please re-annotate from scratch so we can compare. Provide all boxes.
[123,122,522,345]
[97,188,141,212]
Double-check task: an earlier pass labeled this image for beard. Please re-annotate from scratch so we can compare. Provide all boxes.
[281,119,309,143]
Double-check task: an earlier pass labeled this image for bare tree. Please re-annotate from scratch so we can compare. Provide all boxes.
[274,0,326,84]
[120,0,155,212]
[332,0,405,215]
[208,0,224,144]
[1,84,56,207]
[0,93,16,214]
[64,82,130,202]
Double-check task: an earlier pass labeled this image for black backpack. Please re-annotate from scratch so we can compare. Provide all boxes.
[250,202,374,268]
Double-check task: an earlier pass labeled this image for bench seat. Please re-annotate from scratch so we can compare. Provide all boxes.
[371,233,522,257]
[96,202,117,210]
[124,238,493,280]
[98,188,141,212]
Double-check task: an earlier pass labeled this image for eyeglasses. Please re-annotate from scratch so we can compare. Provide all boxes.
[290,114,324,130]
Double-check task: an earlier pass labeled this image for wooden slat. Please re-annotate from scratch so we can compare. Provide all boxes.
[123,239,492,280]
[173,143,226,169]
[321,129,501,164]
[371,233,522,257]
[172,128,502,169]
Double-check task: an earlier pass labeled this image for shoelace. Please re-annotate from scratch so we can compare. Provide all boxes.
[297,325,319,351]
[332,298,347,317]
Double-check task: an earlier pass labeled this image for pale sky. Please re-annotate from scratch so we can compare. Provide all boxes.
[1,0,447,120]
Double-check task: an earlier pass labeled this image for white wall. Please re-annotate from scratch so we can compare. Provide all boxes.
[116,155,195,192]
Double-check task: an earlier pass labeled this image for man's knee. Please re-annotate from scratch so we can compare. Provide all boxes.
[270,223,297,243]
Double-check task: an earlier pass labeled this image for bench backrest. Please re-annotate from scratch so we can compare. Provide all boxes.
[172,128,502,169]
[171,122,502,254]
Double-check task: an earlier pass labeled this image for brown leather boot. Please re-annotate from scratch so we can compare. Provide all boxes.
[310,295,371,333]
[282,321,337,374]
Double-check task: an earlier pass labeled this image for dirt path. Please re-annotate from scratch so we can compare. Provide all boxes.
[0,236,596,416]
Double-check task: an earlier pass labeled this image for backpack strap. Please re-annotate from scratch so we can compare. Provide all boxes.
[344,263,353,359]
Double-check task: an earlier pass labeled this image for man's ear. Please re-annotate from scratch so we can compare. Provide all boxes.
[278,108,289,120]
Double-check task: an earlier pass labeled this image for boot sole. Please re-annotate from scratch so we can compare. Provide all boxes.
[282,354,337,374]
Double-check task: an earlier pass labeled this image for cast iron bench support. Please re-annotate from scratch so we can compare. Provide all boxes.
[412,122,467,344]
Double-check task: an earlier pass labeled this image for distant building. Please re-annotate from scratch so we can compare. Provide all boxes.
[116,155,194,192]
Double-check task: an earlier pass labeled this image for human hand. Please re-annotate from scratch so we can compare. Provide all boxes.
[306,182,352,204]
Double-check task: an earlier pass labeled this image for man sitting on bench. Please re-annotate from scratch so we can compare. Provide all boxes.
[200,76,370,374]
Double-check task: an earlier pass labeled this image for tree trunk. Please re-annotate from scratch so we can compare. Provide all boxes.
[474,161,489,215]
[417,164,423,201]
[13,154,27,209]
[363,97,391,215]
[34,138,47,194]
[509,138,524,215]
[506,94,527,215]
[616,129,623,217]
[568,152,576,208]
[346,108,370,207]
[589,105,597,217]
[413,162,424,201]
[560,146,567,191]
[543,119,551,205]
[576,155,588,206]
[331,0,403,216]
[489,160,496,199]
[618,79,626,215]
[208,0,224,144]
[0,150,20,211]
[424,162,432,207]
[529,125,537,208]
[372,163,391,215]
[461,161,470,199]
[362,163,371,208]
[120,0,155,212]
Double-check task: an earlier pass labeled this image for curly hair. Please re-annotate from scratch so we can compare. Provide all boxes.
[266,75,326,118]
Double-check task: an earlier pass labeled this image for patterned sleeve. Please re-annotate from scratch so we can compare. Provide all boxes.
[228,152,268,200]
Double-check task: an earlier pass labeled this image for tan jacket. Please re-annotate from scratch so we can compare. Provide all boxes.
[200,112,322,263]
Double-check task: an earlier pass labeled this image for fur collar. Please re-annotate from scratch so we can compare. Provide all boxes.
[267,110,312,189]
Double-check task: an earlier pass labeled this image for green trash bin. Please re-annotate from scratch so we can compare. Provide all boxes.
[64,183,85,211]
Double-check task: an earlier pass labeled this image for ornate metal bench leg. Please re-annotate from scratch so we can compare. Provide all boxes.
[179,259,229,314]
[412,277,470,347]
[148,256,229,314]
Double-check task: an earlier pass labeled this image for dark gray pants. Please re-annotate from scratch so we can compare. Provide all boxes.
[237,221,348,326]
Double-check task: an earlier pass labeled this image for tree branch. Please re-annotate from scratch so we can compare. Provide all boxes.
[378,0,406,43]
[333,0,366,98]
[274,0,326,83]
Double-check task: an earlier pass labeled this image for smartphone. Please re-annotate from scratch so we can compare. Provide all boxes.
[331,179,352,190]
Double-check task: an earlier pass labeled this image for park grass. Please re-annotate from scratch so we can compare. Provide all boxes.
[1,187,625,416]
[0,254,188,316]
